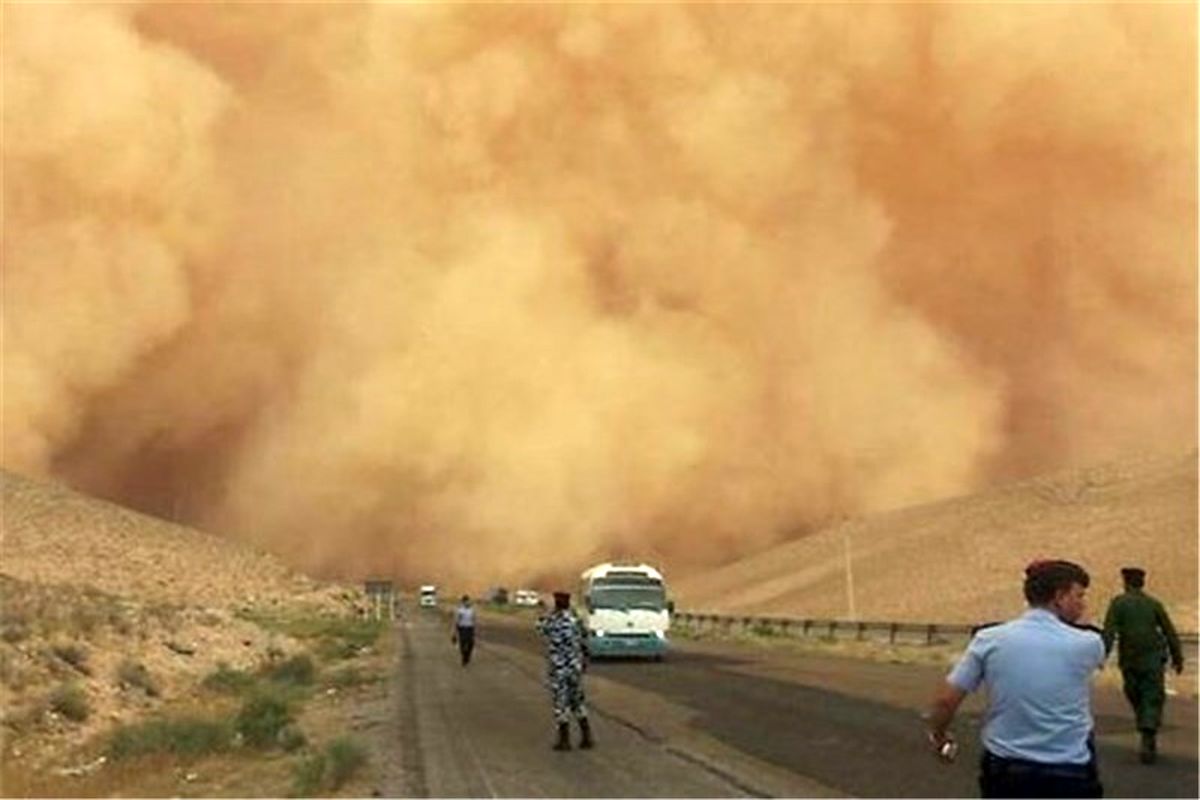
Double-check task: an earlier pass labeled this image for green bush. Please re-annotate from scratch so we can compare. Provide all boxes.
[202,662,257,695]
[108,716,232,760]
[289,752,326,797]
[288,737,367,796]
[235,688,293,749]
[48,683,89,722]
[324,736,367,789]
[116,659,160,697]
[266,654,316,687]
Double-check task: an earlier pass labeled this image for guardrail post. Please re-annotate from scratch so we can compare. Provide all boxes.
[828,620,837,639]
[889,622,898,644]
[927,623,936,645]
[857,621,866,641]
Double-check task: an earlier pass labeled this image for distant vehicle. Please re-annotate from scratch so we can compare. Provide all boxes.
[419,585,438,608]
[513,589,540,607]
[579,563,670,660]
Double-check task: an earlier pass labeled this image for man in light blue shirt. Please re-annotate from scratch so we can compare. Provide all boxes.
[451,595,477,666]
[926,560,1106,798]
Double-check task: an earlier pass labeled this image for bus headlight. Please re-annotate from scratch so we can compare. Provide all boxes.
[591,629,605,637]
[653,630,665,639]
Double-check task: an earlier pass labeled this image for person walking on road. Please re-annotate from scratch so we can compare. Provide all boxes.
[537,591,593,751]
[1102,567,1185,764]
[451,595,477,666]
[926,559,1106,798]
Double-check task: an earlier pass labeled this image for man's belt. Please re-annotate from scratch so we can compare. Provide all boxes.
[982,750,1096,780]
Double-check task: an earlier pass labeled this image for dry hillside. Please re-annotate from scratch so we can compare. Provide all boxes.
[674,451,1198,631]
[0,469,373,795]
[1,469,340,609]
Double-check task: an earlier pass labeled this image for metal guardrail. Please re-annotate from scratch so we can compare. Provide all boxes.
[673,611,1200,649]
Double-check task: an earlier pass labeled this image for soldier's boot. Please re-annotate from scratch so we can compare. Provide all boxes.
[553,722,571,751]
[1139,730,1157,764]
[578,718,594,749]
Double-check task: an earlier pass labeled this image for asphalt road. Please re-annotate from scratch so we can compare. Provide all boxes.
[392,612,759,797]
[447,612,1198,798]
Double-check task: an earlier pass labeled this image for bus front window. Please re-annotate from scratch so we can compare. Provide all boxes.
[589,586,666,611]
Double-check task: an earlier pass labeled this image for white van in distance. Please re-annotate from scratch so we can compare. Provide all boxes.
[419,585,438,608]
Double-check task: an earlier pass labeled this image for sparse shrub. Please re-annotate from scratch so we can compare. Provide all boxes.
[116,659,160,697]
[146,603,182,630]
[279,725,307,753]
[266,654,316,687]
[51,642,91,674]
[327,666,380,689]
[203,662,257,695]
[108,716,232,760]
[1,617,31,643]
[3,703,44,734]
[48,683,89,722]
[243,610,383,662]
[749,623,780,638]
[290,752,327,797]
[198,611,225,627]
[235,687,293,748]
[325,736,367,789]
[317,638,361,661]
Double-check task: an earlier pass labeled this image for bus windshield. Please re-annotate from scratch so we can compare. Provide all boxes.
[589,584,666,611]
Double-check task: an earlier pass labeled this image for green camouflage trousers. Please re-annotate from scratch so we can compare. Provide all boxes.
[1121,666,1166,732]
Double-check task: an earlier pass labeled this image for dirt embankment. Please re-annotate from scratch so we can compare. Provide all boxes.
[0,469,388,797]
[674,451,1198,631]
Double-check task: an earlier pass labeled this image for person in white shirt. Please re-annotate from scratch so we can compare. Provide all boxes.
[451,595,477,667]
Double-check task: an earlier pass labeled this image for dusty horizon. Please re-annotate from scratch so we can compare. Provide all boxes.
[4,3,1196,587]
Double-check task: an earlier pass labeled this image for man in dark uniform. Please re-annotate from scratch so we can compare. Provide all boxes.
[536,591,593,751]
[1102,567,1185,764]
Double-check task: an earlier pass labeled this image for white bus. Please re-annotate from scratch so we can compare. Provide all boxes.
[579,563,670,660]
[418,585,438,608]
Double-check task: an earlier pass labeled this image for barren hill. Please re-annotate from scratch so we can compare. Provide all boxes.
[1,469,336,609]
[0,468,364,788]
[673,451,1198,631]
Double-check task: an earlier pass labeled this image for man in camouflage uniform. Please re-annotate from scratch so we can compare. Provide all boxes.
[537,591,594,751]
[1102,567,1185,764]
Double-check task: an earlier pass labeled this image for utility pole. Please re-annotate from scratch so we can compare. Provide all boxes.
[844,525,857,621]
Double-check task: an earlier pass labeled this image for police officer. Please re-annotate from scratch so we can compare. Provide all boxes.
[451,595,476,666]
[536,591,593,751]
[926,560,1106,798]
[1102,567,1184,764]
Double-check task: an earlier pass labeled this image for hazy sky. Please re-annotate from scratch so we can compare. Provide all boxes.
[4,2,1195,587]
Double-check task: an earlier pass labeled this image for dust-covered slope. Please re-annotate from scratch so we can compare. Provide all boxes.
[1,468,338,609]
[673,451,1197,630]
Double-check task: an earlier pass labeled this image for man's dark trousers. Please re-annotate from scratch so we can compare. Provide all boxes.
[979,751,1102,798]
[1121,666,1165,732]
[457,626,475,665]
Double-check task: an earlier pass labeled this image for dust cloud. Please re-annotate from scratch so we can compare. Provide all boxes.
[3,3,1195,588]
